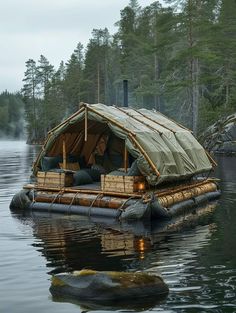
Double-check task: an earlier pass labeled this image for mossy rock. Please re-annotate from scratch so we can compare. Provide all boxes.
[50,269,169,309]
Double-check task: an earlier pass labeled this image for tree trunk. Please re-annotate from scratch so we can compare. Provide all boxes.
[192,58,199,135]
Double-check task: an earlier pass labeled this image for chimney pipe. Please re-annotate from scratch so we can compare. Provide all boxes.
[123,80,128,107]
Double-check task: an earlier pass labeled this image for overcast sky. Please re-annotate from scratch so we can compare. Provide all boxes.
[0,0,161,93]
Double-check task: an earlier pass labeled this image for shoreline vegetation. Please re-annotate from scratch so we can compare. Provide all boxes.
[1,0,236,144]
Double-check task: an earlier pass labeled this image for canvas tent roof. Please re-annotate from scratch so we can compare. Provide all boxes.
[33,103,214,185]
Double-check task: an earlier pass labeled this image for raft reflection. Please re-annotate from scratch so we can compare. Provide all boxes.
[12,202,217,274]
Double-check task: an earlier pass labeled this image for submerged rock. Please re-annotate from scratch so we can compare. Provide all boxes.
[50,269,169,309]
[200,113,236,154]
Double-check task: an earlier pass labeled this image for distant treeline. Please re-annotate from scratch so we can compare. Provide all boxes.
[21,0,236,143]
[0,92,25,139]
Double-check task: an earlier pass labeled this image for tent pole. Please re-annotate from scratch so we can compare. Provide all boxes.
[205,150,217,167]
[124,145,128,173]
[129,134,160,177]
[63,136,67,169]
[85,106,88,142]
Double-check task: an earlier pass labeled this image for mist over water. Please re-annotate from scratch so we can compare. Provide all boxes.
[0,141,235,312]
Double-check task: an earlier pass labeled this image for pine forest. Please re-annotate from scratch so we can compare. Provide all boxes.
[3,0,236,142]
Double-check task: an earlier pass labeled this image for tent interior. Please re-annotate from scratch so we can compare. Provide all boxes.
[39,119,138,189]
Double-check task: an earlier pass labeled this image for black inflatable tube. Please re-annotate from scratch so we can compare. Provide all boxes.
[11,189,221,220]
[167,190,221,217]
[29,202,121,218]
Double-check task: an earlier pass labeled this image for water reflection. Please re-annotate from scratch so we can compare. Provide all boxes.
[12,203,217,275]
[0,141,39,202]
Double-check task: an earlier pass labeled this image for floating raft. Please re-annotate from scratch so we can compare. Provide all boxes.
[10,178,220,220]
[10,103,221,220]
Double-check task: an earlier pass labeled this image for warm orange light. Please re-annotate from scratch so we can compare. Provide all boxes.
[138,182,145,191]
[139,239,145,252]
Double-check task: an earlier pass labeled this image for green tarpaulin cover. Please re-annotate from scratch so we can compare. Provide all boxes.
[34,103,212,185]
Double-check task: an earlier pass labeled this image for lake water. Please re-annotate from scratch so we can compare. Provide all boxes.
[0,141,235,313]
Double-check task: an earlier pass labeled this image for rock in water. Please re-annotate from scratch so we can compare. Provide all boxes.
[50,269,169,309]
[200,113,236,154]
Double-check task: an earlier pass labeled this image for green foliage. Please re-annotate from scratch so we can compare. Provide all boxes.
[20,0,236,143]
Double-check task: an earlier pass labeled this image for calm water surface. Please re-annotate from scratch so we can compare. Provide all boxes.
[0,141,235,313]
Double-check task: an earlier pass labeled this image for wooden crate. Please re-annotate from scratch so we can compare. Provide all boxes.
[101,175,146,193]
[37,171,74,188]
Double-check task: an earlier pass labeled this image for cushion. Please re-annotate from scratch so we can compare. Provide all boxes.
[127,160,141,176]
[91,164,107,174]
[84,168,101,182]
[73,170,93,186]
[41,156,62,171]
[108,170,127,176]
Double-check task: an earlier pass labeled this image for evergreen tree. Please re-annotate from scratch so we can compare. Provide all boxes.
[83,28,111,104]
[22,59,39,141]
[36,55,54,137]
[215,0,236,109]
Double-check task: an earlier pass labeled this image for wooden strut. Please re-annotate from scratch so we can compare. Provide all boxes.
[25,179,217,209]
[124,145,128,173]
[132,108,176,134]
[116,106,163,136]
[84,105,88,142]
[205,149,217,167]
[62,136,67,169]
[128,133,160,177]
[24,184,142,199]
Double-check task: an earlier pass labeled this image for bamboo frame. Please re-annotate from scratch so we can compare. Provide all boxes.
[128,133,160,177]
[62,136,67,169]
[132,108,176,134]
[124,145,128,173]
[24,178,218,209]
[84,106,88,142]
[116,107,163,135]
[23,184,142,198]
[205,149,217,167]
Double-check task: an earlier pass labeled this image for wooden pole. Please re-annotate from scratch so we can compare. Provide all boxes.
[124,145,128,173]
[84,106,88,142]
[62,136,67,169]
[205,149,217,167]
[116,107,163,135]
[129,134,160,177]
[24,184,142,198]
[132,108,175,134]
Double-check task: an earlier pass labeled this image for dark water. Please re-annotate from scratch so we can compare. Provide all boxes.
[0,141,235,313]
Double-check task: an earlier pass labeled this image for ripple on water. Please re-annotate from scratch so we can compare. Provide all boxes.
[1,144,236,313]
